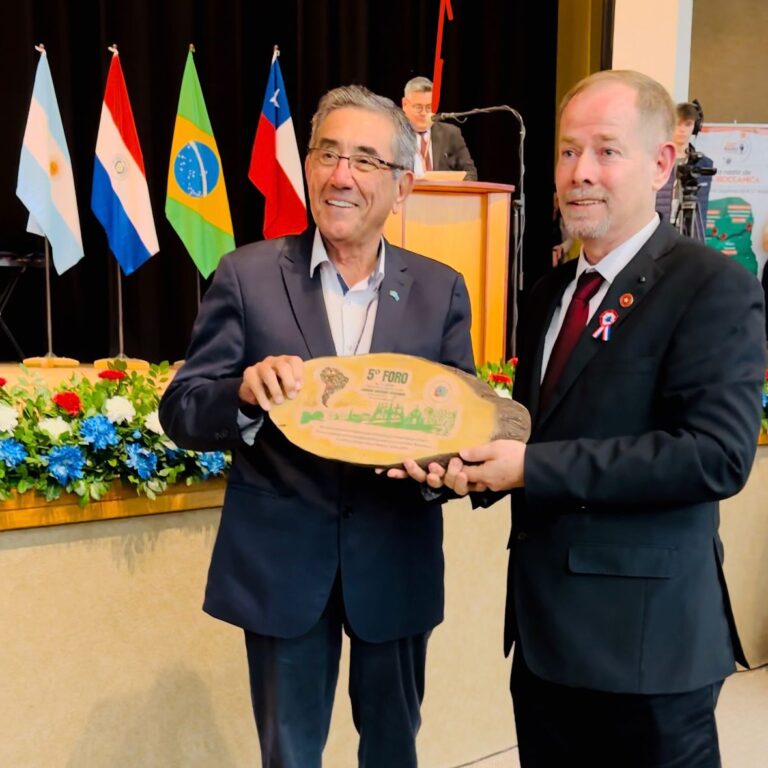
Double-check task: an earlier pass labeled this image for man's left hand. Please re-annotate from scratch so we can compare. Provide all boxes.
[381,458,447,489]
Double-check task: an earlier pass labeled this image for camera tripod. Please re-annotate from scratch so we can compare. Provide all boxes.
[673,184,707,241]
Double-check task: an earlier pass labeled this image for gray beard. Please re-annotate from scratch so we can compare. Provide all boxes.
[562,213,611,241]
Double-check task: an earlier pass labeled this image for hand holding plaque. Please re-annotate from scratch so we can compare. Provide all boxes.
[268,353,530,468]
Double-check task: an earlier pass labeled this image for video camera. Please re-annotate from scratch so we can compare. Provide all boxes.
[677,147,716,193]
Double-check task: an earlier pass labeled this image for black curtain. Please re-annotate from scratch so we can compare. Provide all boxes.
[0,0,558,364]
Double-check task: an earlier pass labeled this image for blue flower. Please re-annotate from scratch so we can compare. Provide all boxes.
[46,445,86,485]
[80,415,119,450]
[163,448,180,461]
[132,430,142,439]
[198,451,227,478]
[0,438,28,468]
[125,443,158,480]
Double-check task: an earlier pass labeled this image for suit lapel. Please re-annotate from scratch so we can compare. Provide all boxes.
[279,230,336,358]
[522,261,578,420]
[536,223,675,427]
[430,124,446,170]
[370,243,413,353]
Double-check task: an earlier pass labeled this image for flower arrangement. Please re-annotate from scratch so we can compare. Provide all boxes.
[762,369,768,437]
[477,357,518,399]
[0,362,229,506]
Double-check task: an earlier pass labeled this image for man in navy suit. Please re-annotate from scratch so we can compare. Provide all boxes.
[159,85,474,767]
[427,70,766,767]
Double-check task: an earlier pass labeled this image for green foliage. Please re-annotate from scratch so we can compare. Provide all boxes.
[476,357,518,399]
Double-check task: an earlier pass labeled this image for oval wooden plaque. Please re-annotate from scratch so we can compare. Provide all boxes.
[268,353,530,468]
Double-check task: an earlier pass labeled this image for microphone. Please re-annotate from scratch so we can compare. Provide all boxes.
[431,105,526,126]
[431,110,478,122]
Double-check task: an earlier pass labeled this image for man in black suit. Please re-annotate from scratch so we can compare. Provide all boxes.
[402,76,478,180]
[159,85,474,767]
[426,70,766,767]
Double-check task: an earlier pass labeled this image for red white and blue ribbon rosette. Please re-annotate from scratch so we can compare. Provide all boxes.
[592,309,619,341]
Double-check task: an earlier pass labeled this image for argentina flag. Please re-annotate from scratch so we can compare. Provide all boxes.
[16,47,84,275]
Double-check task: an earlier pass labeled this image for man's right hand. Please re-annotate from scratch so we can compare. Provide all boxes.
[239,355,304,412]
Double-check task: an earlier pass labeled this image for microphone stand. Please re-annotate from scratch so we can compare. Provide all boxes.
[433,106,526,357]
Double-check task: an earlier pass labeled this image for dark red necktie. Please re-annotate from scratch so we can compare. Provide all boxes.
[420,133,432,171]
[540,270,604,408]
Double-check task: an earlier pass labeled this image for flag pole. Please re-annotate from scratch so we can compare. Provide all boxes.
[116,262,125,357]
[22,236,79,367]
[43,236,53,356]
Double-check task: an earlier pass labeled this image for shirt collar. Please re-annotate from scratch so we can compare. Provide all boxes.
[309,229,386,289]
[576,214,660,284]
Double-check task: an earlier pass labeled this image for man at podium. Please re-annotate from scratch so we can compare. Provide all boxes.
[402,76,478,180]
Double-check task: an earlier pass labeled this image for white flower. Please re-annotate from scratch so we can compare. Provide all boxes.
[144,410,164,435]
[0,404,18,433]
[38,416,70,440]
[105,396,136,424]
[493,386,513,399]
[144,409,177,449]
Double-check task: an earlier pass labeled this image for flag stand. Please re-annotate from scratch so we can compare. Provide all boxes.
[94,263,149,371]
[22,237,79,368]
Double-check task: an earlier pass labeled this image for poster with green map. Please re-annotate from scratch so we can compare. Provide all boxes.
[697,124,768,281]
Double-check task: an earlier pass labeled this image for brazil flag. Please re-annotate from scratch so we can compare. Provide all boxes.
[166,50,235,278]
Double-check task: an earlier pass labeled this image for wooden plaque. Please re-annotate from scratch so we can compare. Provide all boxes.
[268,353,530,467]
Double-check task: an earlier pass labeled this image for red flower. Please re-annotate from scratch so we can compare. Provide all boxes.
[508,357,519,367]
[0,378,6,387]
[98,369,127,381]
[53,391,82,415]
[490,373,513,385]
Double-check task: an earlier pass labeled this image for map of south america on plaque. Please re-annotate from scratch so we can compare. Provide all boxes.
[268,353,530,467]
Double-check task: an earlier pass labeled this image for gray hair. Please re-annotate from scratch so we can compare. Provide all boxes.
[404,76,433,97]
[309,84,417,172]
[560,70,675,145]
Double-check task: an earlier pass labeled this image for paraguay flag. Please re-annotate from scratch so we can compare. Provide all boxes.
[166,49,235,278]
[248,48,307,240]
[16,47,84,275]
[92,49,159,276]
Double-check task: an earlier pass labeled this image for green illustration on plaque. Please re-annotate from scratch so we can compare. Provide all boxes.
[300,402,457,435]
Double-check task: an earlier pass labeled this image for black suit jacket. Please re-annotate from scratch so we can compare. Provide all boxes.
[506,221,765,694]
[430,122,478,180]
[159,230,475,642]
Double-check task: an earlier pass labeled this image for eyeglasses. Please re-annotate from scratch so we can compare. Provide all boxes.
[406,103,433,115]
[307,147,407,173]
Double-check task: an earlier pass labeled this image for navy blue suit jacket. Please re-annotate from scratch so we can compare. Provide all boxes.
[159,230,475,642]
[506,222,765,694]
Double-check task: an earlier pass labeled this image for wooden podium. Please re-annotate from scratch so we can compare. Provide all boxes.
[384,180,514,365]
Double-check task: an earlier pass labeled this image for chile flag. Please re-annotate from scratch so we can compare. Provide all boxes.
[248,49,307,240]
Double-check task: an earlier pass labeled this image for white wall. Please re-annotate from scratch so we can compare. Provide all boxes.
[612,0,693,100]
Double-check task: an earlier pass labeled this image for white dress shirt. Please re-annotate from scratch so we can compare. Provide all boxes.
[413,129,432,177]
